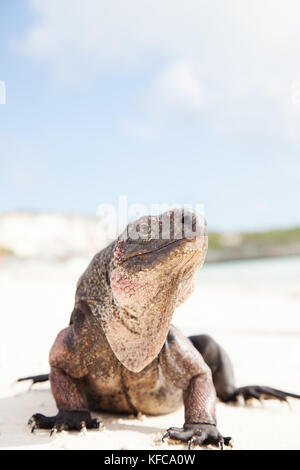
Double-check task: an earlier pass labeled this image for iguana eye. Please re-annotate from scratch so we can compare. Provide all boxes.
[139,223,150,237]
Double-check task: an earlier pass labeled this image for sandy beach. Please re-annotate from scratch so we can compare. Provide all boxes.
[1,255,300,450]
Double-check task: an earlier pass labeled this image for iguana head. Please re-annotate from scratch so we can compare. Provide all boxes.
[106,208,207,373]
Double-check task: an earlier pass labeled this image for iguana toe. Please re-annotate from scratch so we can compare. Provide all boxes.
[228,385,300,404]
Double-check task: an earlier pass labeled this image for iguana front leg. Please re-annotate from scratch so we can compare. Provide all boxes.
[160,326,231,449]
[29,327,100,434]
[164,375,231,449]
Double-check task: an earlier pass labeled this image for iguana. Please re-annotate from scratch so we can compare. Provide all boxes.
[21,209,300,449]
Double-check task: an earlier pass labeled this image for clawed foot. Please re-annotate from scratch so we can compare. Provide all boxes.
[29,409,102,435]
[227,385,300,405]
[162,423,232,450]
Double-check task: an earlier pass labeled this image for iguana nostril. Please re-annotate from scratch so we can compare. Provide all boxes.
[182,214,197,233]
[182,215,190,225]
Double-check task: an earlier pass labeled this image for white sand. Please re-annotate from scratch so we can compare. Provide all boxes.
[1,256,300,450]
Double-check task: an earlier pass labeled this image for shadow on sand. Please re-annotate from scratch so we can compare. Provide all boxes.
[0,385,167,449]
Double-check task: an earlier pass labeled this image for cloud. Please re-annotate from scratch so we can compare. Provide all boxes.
[21,0,300,141]
[144,61,205,117]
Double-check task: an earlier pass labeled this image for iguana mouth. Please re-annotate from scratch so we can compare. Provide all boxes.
[116,238,184,265]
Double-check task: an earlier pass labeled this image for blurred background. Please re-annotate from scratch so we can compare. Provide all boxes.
[0,1,300,449]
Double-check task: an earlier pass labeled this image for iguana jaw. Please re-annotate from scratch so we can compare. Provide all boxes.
[114,237,182,265]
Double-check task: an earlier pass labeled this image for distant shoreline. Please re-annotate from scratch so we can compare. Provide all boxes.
[206,251,300,264]
[207,227,300,263]
[0,212,299,263]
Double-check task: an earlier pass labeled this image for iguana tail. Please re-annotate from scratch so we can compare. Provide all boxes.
[17,374,49,384]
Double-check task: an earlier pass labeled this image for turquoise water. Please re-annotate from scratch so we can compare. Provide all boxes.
[199,255,300,284]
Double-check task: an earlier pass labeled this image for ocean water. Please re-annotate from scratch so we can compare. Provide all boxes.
[200,255,300,285]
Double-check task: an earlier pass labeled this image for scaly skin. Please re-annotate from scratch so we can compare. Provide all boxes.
[29,209,230,448]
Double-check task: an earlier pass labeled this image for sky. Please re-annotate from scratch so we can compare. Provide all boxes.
[0,0,300,231]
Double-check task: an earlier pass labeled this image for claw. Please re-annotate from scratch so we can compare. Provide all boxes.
[98,420,104,430]
[29,416,36,433]
[50,427,57,437]
[285,399,292,411]
[236,394,245,406]
[188,436,196,450]
[162,431,169,443]
[80,421,87,436]
[219,438,224,451]
[259,397,264,407]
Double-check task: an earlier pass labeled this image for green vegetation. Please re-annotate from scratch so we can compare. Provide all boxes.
[208,227,300,249]
[242,227,300,246]
[207,227,300,261]
[207,232,224,250]
[0,246,14,255]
